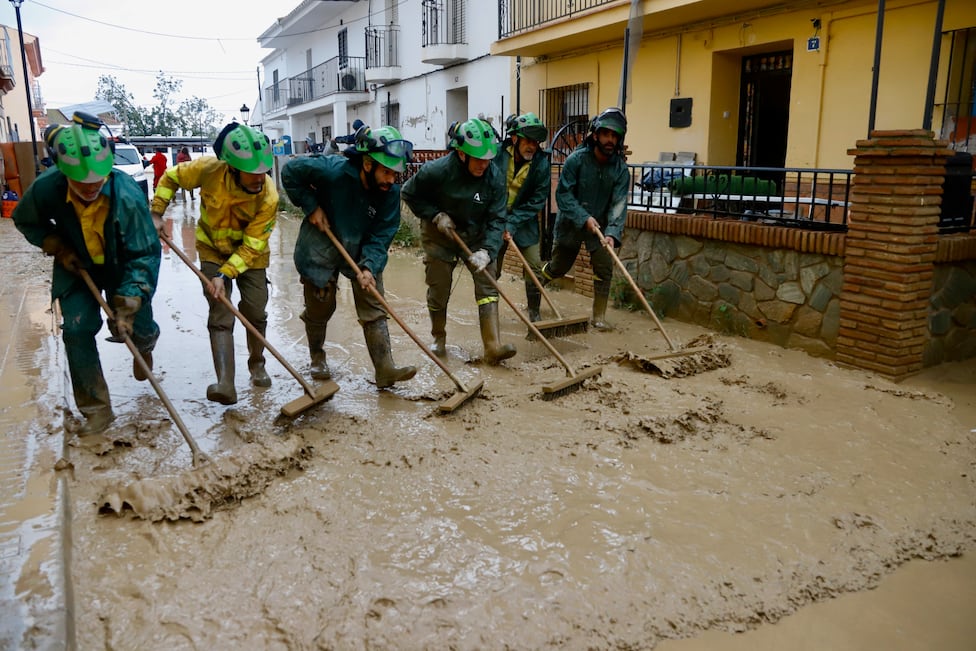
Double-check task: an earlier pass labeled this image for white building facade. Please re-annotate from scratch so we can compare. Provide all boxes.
[255,0,511,154]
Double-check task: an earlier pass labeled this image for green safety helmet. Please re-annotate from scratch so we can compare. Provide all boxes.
[449,118,498,160]
[214,122,274,174]
[45,111,115,183]
[590,107,628,138]
[511,112,548,142]
[355,124,413,173]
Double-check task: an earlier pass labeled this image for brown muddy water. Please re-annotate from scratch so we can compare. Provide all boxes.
[1,201,974,650]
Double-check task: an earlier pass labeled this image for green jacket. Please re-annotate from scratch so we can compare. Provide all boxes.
[491,143,551,249]
[13,167,160,302]
[281,154,400,289]
[554,143,629,251]
[401,151,507,260]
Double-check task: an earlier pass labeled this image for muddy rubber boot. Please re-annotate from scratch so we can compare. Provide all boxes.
[525,282,542,323]
[76,378,115,435]
[206,330,238,405]
[133,349,153,382]
[429,309,447,357]
[479,302,517,365]
[591,293,612,332]
[364,319,417,388]
[306,324,331,380]
[246,328,272,388]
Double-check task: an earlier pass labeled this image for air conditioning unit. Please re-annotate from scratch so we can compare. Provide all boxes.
[340,73,357,91]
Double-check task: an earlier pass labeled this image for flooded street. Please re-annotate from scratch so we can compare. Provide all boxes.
[1,199,974,650]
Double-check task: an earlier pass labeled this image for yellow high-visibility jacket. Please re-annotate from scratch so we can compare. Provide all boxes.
[152,156,278,278]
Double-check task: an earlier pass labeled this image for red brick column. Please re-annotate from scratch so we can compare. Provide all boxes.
[836,130,951,379]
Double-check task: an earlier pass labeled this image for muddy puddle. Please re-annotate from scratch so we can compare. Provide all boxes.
[1,203,974,649]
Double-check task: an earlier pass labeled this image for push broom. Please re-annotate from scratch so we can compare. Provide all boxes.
[503,239,589,338]
[161,234,339,417]
[318,220,482,413]
[79,269,210,467]
[447,229,601,399]
[84,266,320,523]
[593,225,727,374]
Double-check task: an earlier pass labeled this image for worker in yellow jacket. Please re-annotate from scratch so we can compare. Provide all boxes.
[151,122,278,405]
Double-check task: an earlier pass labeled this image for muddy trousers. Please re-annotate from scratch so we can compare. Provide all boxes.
[201,263,270,403]
[497,239,543,321]
[59,278,159,430]
[301,279,338,380]
[423,246,512,362]
[542,241,614,329]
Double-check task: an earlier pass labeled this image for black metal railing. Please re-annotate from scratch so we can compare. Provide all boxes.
[401,158,973,236]
[498,0,616,39]
[366,25,400,69]
[423,0,466,47]
[263,56,367,113]
[623,163,853,231]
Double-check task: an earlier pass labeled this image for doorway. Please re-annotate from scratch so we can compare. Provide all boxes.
[737,51,793,172]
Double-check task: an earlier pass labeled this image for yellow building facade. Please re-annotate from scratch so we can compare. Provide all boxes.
[493,0,976,170]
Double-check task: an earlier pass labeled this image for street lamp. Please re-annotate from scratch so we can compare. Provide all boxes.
[239,104,250,125]
[9,0,40,174]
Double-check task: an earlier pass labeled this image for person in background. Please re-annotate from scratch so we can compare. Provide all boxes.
[542,107,630,330]
[12,111,161,434]
[281,124,416,388]
[150,148,168,190]
[492,112,551,322]
[175,146,194,200]
[401,117,516,365]
[151,123,278,405]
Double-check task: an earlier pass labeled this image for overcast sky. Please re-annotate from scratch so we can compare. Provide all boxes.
[0,0,288,125]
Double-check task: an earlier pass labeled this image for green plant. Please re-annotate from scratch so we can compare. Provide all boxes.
[392,219,418,248]
[277,193,304,218]
[610,276,666,317]
[713,302,748,337]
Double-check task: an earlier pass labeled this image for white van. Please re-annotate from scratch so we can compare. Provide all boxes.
[112,143,150,198]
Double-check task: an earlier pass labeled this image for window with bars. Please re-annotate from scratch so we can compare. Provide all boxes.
[940,27,976,153]
[539,83,590,133]
[339,28,349,69]
[381,101,400,129]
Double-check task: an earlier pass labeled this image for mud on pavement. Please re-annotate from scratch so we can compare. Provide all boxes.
[2,210,975,649]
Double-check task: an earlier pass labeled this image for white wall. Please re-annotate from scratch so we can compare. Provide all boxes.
[258,0,513,152]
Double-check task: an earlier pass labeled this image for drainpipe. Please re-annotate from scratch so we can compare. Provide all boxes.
[867,0,885,135]
[922,0,946,131]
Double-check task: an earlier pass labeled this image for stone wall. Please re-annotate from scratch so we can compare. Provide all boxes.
[927,235,976,364]
[617,231,843,358]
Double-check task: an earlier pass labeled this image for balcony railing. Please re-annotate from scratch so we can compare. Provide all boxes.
[498,0,616,38]
[366,26,400,69]
[423,0,466,47]
[264,56,367,113]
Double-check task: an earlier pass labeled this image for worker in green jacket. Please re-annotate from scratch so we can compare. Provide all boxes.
[543,107,630,330]
[401,117,516,364]
[493,112,551,322]
[13,112,161,434]
[280,124,416,388]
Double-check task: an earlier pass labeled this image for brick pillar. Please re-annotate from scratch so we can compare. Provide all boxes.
[836,130,951,379]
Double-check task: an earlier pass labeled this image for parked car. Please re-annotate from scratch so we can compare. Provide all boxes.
[112,143,150,198]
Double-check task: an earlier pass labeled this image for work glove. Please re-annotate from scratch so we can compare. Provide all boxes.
[432,212,455,236]
[151,211,166,238]
[41,234,82,274]
[468,249,490,273]
[108,295,141,341]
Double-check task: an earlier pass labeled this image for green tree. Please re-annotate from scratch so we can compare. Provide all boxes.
[93,73,224,138]
[177,97,221,140]
[95,74,149,135]
[148,72,183,136]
